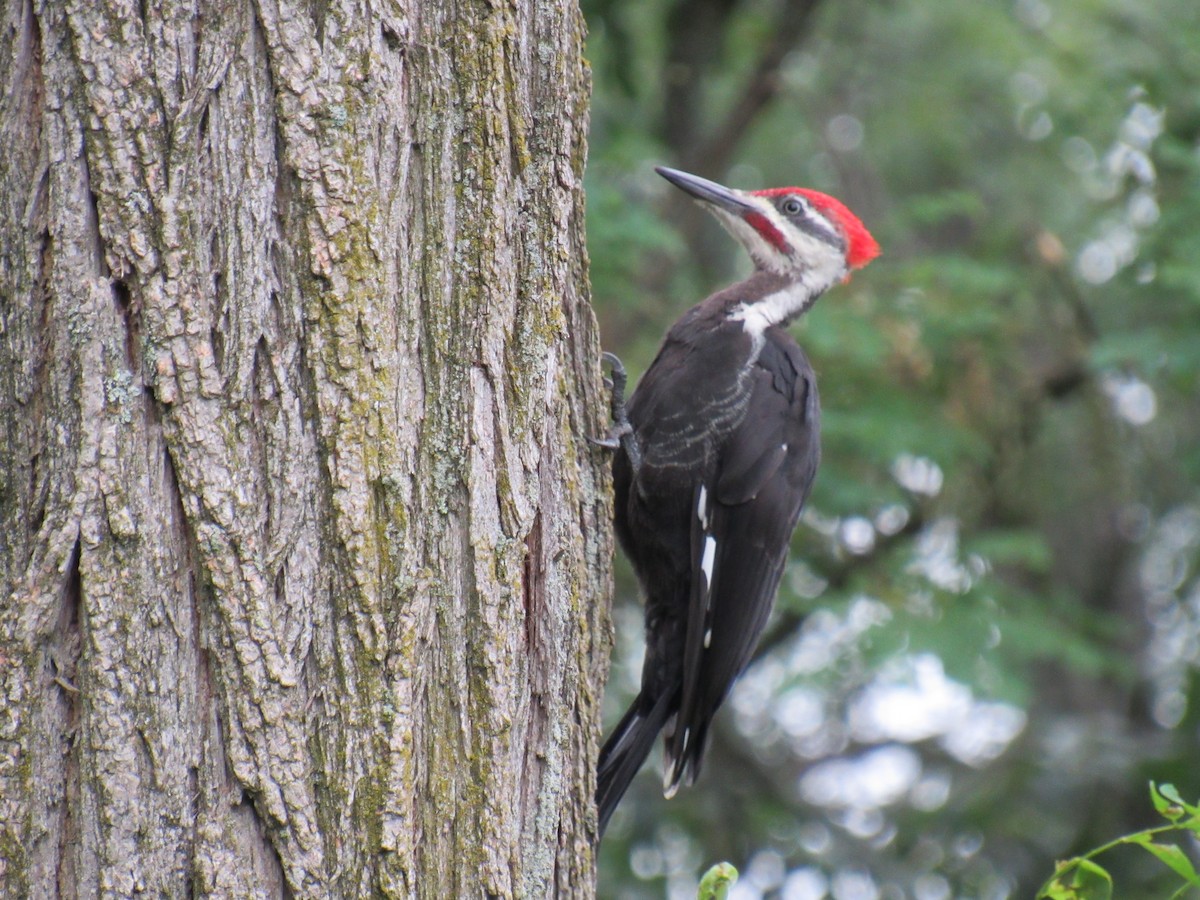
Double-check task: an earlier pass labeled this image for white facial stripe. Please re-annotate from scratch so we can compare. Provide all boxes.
[728,230,847,337]
[730,282,806,336]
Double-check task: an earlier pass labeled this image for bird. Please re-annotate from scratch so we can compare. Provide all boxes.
[594,166,879,836]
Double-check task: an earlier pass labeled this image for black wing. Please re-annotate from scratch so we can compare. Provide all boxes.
[664,333,820,791]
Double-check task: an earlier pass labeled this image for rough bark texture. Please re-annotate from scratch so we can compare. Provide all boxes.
[0,0,610,896]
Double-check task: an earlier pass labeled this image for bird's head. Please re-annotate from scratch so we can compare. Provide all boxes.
[656,166,879,291]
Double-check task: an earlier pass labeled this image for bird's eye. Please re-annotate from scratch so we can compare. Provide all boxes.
[782,197,804,216]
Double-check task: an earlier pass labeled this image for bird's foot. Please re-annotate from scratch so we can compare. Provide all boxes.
[600,351,628,417]
[587,424,630,451]
[590,352,642,470]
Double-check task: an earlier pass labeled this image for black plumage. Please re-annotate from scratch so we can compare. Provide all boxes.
[595,167,878,836]
[596,272,820,834]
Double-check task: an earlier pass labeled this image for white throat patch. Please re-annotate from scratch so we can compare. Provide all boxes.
[728,258,843,337]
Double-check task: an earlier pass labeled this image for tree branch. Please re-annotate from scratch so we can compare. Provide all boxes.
[689,0,826,176]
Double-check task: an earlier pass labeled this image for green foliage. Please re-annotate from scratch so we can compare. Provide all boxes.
[696,862,738,900]
[586,0,1200,895]
[1038,784,1200,899]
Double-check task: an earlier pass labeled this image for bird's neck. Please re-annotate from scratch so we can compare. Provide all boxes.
[727,266,836,338]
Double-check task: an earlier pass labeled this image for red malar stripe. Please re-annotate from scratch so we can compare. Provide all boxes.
[743,211,789,254]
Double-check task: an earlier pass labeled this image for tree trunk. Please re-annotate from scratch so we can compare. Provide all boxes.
[0,0,610,896]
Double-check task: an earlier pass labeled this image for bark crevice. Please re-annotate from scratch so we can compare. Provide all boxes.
[53,534,83,900]
[2,1,606,896]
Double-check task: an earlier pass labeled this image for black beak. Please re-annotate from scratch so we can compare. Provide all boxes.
[656,166,755,217]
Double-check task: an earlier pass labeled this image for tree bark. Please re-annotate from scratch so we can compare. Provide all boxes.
[0,0,610,896]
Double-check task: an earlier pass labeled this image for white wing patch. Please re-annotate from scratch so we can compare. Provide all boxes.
[664,727,693,797]
[663,771,679,798]
[663,726,693,798]
[698,484,717,651]
[700,536,716,589]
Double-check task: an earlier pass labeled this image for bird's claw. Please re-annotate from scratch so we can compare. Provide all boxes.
[588,419,632,450]
[592,352,642,472]
[601,352,628,410]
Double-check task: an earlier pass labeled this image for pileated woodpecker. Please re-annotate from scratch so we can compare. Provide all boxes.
[595,166,879,835]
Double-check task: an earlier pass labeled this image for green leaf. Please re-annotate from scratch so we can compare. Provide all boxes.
[1153,782,1191,822]
[1039,882,1071,900]
[1038,859,1114,900]
[1068,859,1114,900]
[697,862,738,900]
[1130,838,1200,886]
[1159,783,1187,805]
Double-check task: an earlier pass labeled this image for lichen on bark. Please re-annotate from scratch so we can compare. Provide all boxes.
[0,0,609,896]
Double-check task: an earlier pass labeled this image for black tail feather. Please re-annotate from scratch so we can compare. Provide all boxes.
[596,691,675,836]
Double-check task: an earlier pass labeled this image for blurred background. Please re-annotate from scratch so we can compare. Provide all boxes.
[583,0,1200,896]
